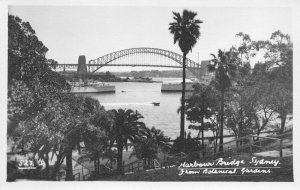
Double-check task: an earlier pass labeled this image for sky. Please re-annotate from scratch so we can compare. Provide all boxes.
[8,5,292,71]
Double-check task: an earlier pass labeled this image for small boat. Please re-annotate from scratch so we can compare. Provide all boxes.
[152,102,160,106]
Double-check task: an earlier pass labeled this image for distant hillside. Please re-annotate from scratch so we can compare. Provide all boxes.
[57,69,204,81]
[57,71,121,82]
[112,70,195,78]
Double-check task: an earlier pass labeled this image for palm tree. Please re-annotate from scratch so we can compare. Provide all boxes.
[147,127,171,153]
[109,109,146,174]
[80,123,110,174]
[71,97,109,174]
[64,96,109,180]
[131,127,171,169]
[169,9,203,139]
[208,49,237,152]
[130,137,157,169]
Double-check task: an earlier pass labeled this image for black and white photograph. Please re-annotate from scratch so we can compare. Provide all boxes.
[1,0,299,188]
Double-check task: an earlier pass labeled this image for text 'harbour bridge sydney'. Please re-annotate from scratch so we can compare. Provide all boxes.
[54,47,213,81]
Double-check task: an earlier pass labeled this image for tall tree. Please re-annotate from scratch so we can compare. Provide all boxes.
[169,10,203,139]
[8,15,69,90]
[186,83,217,152]
[208,49,237,152]
[265,31,293,133]
[13,94,84,180]
[109,109,146,174]
[8,14,69,138]
[80,98,113,174]
[225,85,258,147]
[8,15,74,181]
[254,31,293,133]
[271,83,292,133]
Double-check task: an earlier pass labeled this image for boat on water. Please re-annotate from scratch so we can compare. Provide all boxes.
[123,77,161,83]
[161,81,195,92]
[151,102,160,106]
[68,81,115,93]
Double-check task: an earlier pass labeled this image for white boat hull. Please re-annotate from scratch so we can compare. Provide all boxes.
[70,85,115,93]
[161,83,194,92]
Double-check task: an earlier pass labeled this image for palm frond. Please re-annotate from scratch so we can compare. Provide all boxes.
[210,53,217,60]
[172,12,182,22]
[194,19,203,24]
[168,9,202,54]
[207,61,217,72]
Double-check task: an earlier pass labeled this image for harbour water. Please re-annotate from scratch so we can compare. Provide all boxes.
[86,78,201,139]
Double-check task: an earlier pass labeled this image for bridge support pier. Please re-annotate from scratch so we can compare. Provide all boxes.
[77,55,88,81]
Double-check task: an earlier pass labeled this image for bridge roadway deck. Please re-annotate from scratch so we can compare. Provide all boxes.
[55,64,200,69]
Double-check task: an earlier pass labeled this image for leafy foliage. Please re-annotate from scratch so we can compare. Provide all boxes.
[171,133,202,154]
[7,14,108,180]
[8,15,70,139]
[207,49,238,151]
[225,30,293,138]
[208,49,238,91]
[8,15,69,91]
[186,83,219,148]
[131,127,171,161]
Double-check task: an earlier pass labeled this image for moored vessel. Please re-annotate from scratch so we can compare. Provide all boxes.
[161,81,194,92]
[69,81,115,93]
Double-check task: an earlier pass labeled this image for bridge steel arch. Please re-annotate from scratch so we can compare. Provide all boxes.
[88,47,203,79]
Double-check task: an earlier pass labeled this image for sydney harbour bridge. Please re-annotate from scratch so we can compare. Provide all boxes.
[53,47,212,80]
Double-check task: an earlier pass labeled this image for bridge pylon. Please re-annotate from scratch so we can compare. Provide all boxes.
[77,55,87,81]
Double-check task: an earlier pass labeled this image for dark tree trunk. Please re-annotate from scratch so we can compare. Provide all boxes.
[201,117,204,146]
[77,143,81,155]
[117,142,123,174]
[94,159,97,174]
[197,130,201,138]
[180,53,187,139]
[219,91,225,152]
[201,117,205,157]
[51,151,65,180]
[148,159,151,169]
[95,154,100,174]
[52,163,60,180]
[280,114,287,134]
[65,148,74,181]
[235,134,240,150]
[143,159,146,170]
[97,158,100,174]
[215,132,218,153]
[44,154,50,179]
[255,129,261,142]
[110,157,113,169]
